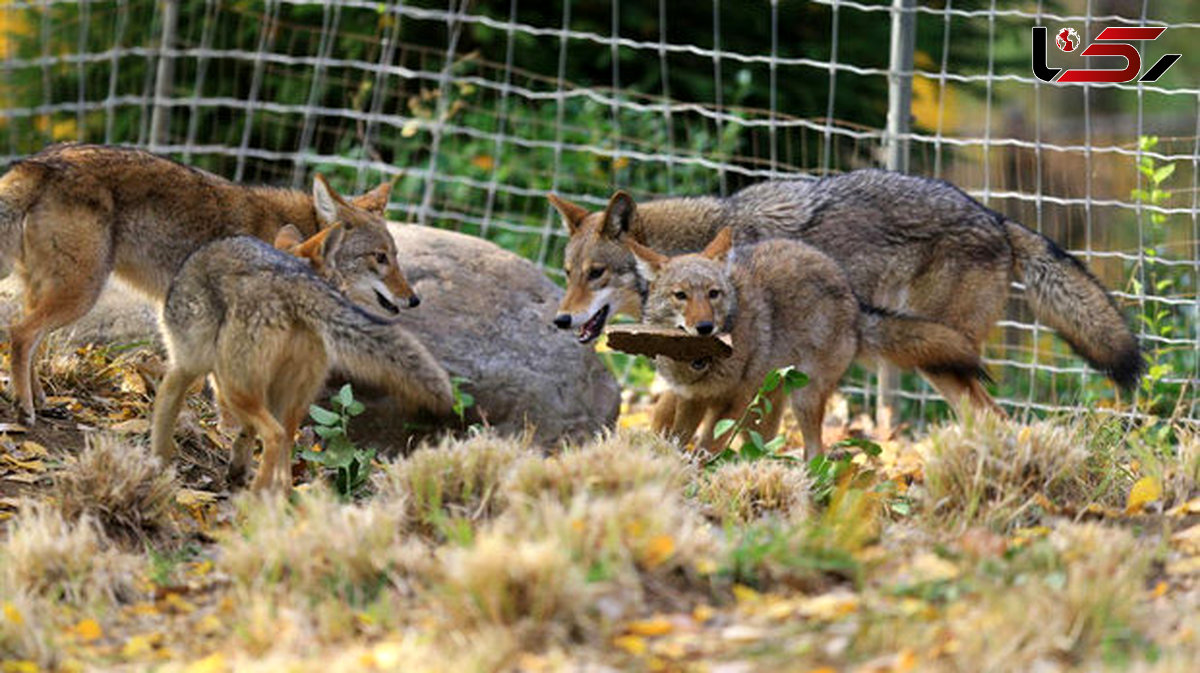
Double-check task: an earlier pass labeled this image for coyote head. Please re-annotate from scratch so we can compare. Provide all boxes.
[547,191,646,343]
[275,174,418,316]
[625,227,736,337]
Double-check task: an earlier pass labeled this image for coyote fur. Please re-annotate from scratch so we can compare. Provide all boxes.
[628,228,988,458]
[150,232,454,491]
[549,171,1142,411]
[0,143,409,424]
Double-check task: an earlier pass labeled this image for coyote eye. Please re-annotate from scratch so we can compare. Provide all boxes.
[374,252,388,265]
[673,291,687,301]
[587,267,605,281]
[708,289,721,299]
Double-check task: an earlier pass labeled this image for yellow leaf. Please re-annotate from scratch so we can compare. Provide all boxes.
[692,604,714,623]
[1150,580,1169,598]
[1170,524,1200,556]
[3,602,24,625]
[121,633,164,658]
[641,535,675,569]
[627,617,673,637]
[896,647,918,672]
[1,661,39,673]
[18,441,47,457]
[195,614,223,636]
[185,653,228,673]
[109,418,150,434]
[401,119,421,137]
[1166,497,1200,517]
[470,154,495,171]
[72,618,102,642]
[613,634,647,656]
[1126,476,1162,514]
[732,584,761,604]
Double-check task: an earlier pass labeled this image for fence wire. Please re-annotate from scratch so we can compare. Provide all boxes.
[0,0,1196,422]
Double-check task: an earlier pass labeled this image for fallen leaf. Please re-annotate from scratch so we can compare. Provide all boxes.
[109,418,150,434]
[613,634,647,656]
[121,632,164,658]
[184,652,228,673]
[641,535,676,569]
[3,602,24,625]
[1166,498,1200,517]
[72,619,102,642]
[627,616,674,637]
[1170,524,1200,556]
[0,423,29,434]
[1126,476,1162,514]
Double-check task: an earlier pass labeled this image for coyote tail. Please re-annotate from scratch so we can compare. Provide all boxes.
[858,304,990,382]
[1005,220,1143,390]
[315,301,455,417]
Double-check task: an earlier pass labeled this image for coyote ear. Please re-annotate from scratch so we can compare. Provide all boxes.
[273,224,305,251]
[350,177,395,215]
[624,236,668,283]
[293,223,344,270]
[602,190,636,240]
[547,193,589,235]
[312,174,348,226]
[701,227,733,262]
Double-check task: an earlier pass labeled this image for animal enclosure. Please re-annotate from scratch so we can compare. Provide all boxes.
[1,0,1196,422]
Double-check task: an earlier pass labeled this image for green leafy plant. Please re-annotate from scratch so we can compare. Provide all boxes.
[707,366,809,467]
[1128,135,1191,415]
[450,376,476,424]
[299,384,374,499]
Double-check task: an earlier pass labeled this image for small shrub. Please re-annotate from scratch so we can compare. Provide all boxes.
[695,460,812,524]
[0,505,141,607]
[504,429,691,503]
[922,412,1096,529]
[434,529,588,647]
[220,488,424,606]
[300,384,375,499]
[375,432,534,535]
[53,434,179,547]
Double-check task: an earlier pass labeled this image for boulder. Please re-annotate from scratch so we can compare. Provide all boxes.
[0,224,621,447]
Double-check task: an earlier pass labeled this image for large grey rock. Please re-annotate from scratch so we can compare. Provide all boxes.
[0,224,621,446]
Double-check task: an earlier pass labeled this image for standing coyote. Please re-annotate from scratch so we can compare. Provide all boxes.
[0,143,409,424]
[151,231,454,491]
[627,228,987,457]
[549,170,1142,408]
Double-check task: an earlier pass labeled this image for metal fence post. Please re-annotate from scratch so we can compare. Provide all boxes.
[149,0,179,150]
[877,0,916,434]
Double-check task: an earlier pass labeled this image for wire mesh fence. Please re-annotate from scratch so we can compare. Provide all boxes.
[1,0,1196,423]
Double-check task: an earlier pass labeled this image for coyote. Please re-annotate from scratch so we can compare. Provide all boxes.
[628,228,988,458]
[549,171,1142,409]
[0,143,409,424]
[150,231,454,491]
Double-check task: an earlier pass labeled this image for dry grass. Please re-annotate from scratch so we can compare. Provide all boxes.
[4,343,1197,673]
[434,529,589,647]
[921,412,1103,529]
[374,432,535,534]
[504,429,692,503]
[694,459,812,524]
[53,433,179,546]
[0,504,142,607]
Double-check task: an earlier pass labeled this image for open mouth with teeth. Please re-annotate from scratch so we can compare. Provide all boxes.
[576,305,610,343]
[375,289,400,315]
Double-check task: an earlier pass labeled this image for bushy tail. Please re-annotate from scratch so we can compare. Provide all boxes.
[314,300,455,418]
[858,304,989,382]
[1005,220,1143,390]
[0,163,45,280]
